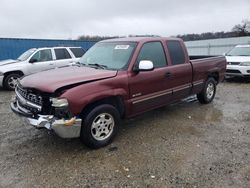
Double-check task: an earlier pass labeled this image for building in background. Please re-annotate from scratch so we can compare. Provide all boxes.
[1,36,250,60]
[0,38,97,61]
[185,36,250,56]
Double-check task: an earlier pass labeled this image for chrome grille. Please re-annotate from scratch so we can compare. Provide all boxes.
[16,84,43,106]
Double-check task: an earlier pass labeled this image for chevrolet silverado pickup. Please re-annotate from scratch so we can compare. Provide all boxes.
[11,37,226,149]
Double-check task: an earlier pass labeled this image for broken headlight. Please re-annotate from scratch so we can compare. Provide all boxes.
[50,98,69,108]
[50,98,72,119]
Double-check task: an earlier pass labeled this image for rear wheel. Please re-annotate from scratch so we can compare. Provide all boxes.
[197,77,216,104]
[3,73,21,90]
[80,104,120,149]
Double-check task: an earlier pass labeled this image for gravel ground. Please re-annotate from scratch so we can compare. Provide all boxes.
[0,79,250,188]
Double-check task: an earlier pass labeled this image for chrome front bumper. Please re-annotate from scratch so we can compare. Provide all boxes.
[26,115,82,138]
[11,99,82,138]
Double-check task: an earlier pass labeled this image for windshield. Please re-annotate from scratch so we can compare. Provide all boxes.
[79,42,136,70]
[17,48,36,61]
[226,46,250,56]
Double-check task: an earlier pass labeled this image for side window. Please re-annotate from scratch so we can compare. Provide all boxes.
[55,48,71,60]
[31,49,52,62]
[137,42,167,68]
[166,41,185,65]
[70,48,85,58]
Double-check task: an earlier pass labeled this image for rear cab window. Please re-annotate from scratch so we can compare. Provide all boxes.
[55,48,71,60]
[70,48,86,58]
[166,41,186,65]
[137,41,167,68]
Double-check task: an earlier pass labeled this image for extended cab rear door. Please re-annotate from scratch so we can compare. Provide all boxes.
[164,40,192,100]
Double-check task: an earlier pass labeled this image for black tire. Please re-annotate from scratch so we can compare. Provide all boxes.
[3,73,21,90]
[197,77,216,104]
[80,104,120,149]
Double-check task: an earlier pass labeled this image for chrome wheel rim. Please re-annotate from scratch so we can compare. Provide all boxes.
[8,76,19,89]
[206,82,214,99]
[91,113,114,141]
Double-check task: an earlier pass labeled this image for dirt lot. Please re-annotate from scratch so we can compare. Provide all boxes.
[0,79,250,188]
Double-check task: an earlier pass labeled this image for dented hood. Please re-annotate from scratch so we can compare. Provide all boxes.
[20,66,117,93]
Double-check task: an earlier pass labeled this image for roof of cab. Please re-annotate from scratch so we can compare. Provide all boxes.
[101,37,183,43]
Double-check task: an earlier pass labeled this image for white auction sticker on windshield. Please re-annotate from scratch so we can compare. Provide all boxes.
[114,45,130,50]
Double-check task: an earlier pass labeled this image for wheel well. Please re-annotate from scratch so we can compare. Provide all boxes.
[4,71,24,78]
[80,96,125,119]
[208,72,219,83]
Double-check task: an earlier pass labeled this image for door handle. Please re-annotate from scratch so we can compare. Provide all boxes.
[165,72,171,78]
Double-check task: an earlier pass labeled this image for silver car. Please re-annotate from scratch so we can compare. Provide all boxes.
[0,46,85,90]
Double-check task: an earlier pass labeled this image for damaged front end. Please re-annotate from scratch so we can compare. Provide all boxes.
[10,83,82,138]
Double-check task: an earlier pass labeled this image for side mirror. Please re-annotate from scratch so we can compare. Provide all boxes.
[138,60,154,71]
[29,58,38,63]
[222,52,226,56]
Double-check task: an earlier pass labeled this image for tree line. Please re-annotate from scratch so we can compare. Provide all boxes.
[177,19,250,41]
[78,19,250,41]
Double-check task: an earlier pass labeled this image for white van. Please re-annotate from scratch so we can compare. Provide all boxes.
[0,47,85,90]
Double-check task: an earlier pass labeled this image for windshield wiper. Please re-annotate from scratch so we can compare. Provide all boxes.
[88,63,108,69]
[71,62,89,67]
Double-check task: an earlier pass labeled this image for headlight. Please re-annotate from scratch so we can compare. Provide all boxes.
[239,62,250,66]
[50,98,68,107]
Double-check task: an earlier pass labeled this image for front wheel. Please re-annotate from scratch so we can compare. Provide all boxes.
[197,77,216,104]
[3,73,21,90]
[80,104,120,149]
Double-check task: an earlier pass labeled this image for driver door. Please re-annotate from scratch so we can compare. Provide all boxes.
[27,49,55,74]
[128,41,173,115]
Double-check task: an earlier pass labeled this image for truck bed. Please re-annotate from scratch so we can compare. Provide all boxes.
[190,56,226,84]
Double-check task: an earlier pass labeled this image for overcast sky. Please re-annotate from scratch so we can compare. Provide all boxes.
[0,0,249,39]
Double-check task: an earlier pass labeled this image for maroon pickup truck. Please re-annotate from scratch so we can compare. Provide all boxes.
[11,37,226,148]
